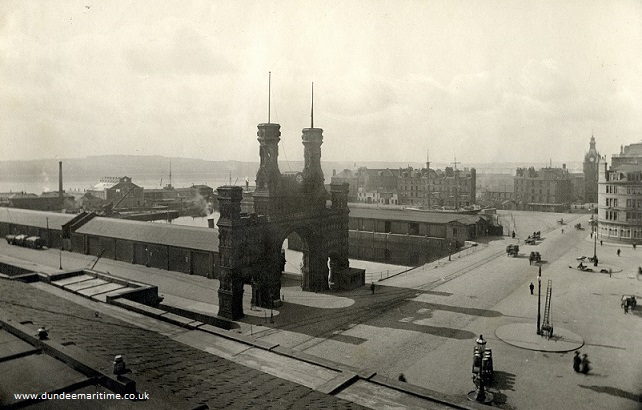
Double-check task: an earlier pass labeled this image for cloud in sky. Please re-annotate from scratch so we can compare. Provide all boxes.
[0,0,640,166]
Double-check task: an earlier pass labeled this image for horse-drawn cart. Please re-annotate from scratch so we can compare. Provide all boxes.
[506,244,519,257]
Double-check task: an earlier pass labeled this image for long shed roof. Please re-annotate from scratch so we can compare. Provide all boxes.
[349,207,485,225]
[75,217,219,252]
[0,207,76,229]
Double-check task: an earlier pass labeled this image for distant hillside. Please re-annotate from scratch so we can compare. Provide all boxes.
[0,155,584,189]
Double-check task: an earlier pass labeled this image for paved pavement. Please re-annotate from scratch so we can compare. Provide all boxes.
[494,323,584,352]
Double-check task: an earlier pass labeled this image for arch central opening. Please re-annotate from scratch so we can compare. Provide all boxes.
[280,228,329,292]
[283,231,305,279]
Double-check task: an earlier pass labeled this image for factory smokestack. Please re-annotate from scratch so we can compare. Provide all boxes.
[59,161,63,209]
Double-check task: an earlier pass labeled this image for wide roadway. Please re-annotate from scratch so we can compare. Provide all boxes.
[265,210,642,409]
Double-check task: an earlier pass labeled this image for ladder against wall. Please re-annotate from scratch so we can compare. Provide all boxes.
[541,279,553,339]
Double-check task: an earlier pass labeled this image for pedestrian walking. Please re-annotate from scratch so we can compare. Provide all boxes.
[398,373,407,382]
[617,248,621,257]
[634,243,637,250]
[529,282,534,295]
[573,351,581,372]
[600,240,603,246]
[370,282,375,295]
[580,354,591,374]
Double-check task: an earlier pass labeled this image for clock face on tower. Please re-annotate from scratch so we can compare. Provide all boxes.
[589,157,595,162]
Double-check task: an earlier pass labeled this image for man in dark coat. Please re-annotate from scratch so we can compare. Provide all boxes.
[529,282,534,295]
[573,351,581,372]
[580,354,590,374]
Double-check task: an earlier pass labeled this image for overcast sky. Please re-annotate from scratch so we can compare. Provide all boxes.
[1,1,640,166]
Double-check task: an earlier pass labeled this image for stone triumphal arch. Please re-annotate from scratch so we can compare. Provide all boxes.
[216,122,365,320]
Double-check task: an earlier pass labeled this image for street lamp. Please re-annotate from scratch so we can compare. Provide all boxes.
[537,265,542,335]
[591,216,598,266]
[474,334,487,402]
[59,235,63,270]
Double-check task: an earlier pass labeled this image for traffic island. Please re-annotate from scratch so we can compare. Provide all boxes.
[495,323,584,352]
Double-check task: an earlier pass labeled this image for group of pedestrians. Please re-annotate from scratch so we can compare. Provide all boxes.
[573,351,591,374]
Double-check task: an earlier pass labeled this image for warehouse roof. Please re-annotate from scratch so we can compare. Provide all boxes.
[349,207,486,225]
[75,217,219,252]
[0,207,76,229]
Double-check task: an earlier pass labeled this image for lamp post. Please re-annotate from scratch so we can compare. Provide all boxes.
[474,335,487,402]
[537,265,542,335]
[59,234,63,270]
[591,216,598,266]
[46,217,50,248]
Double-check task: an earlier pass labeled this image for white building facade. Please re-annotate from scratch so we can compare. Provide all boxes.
[598,142,642,244]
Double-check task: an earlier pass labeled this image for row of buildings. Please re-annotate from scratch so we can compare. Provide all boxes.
[480,136,601,211]
[0,176,214,215]
[332,137,602,212]
[331,165,477,209]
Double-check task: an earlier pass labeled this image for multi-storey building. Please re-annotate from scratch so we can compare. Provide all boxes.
[513,166,572,212]
[332,165,476,209]
[397,167,427,206]
[570,172,586,203]
[331,168,361,202]
[598,141,642,244]
[396,166,477,208]
[427,167,476,209]
[583,135,600,203]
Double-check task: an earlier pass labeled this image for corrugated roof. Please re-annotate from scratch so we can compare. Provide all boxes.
[0,207,77,229]
[75,217,219,251]
[349,207,484,225]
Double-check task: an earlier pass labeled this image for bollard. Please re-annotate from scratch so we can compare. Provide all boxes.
[113,355,127,375]
[37,327,48,340]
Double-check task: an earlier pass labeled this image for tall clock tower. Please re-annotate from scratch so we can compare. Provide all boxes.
[583,135,599,203]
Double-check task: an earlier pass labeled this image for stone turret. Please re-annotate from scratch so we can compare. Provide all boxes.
[254,123,283,216]
[216,185,244,320]
[301,127,326,207]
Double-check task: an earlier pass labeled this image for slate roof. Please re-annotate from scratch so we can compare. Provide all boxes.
[0,207,76,229]
[349,207,485,225]
[74,216,219,251]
